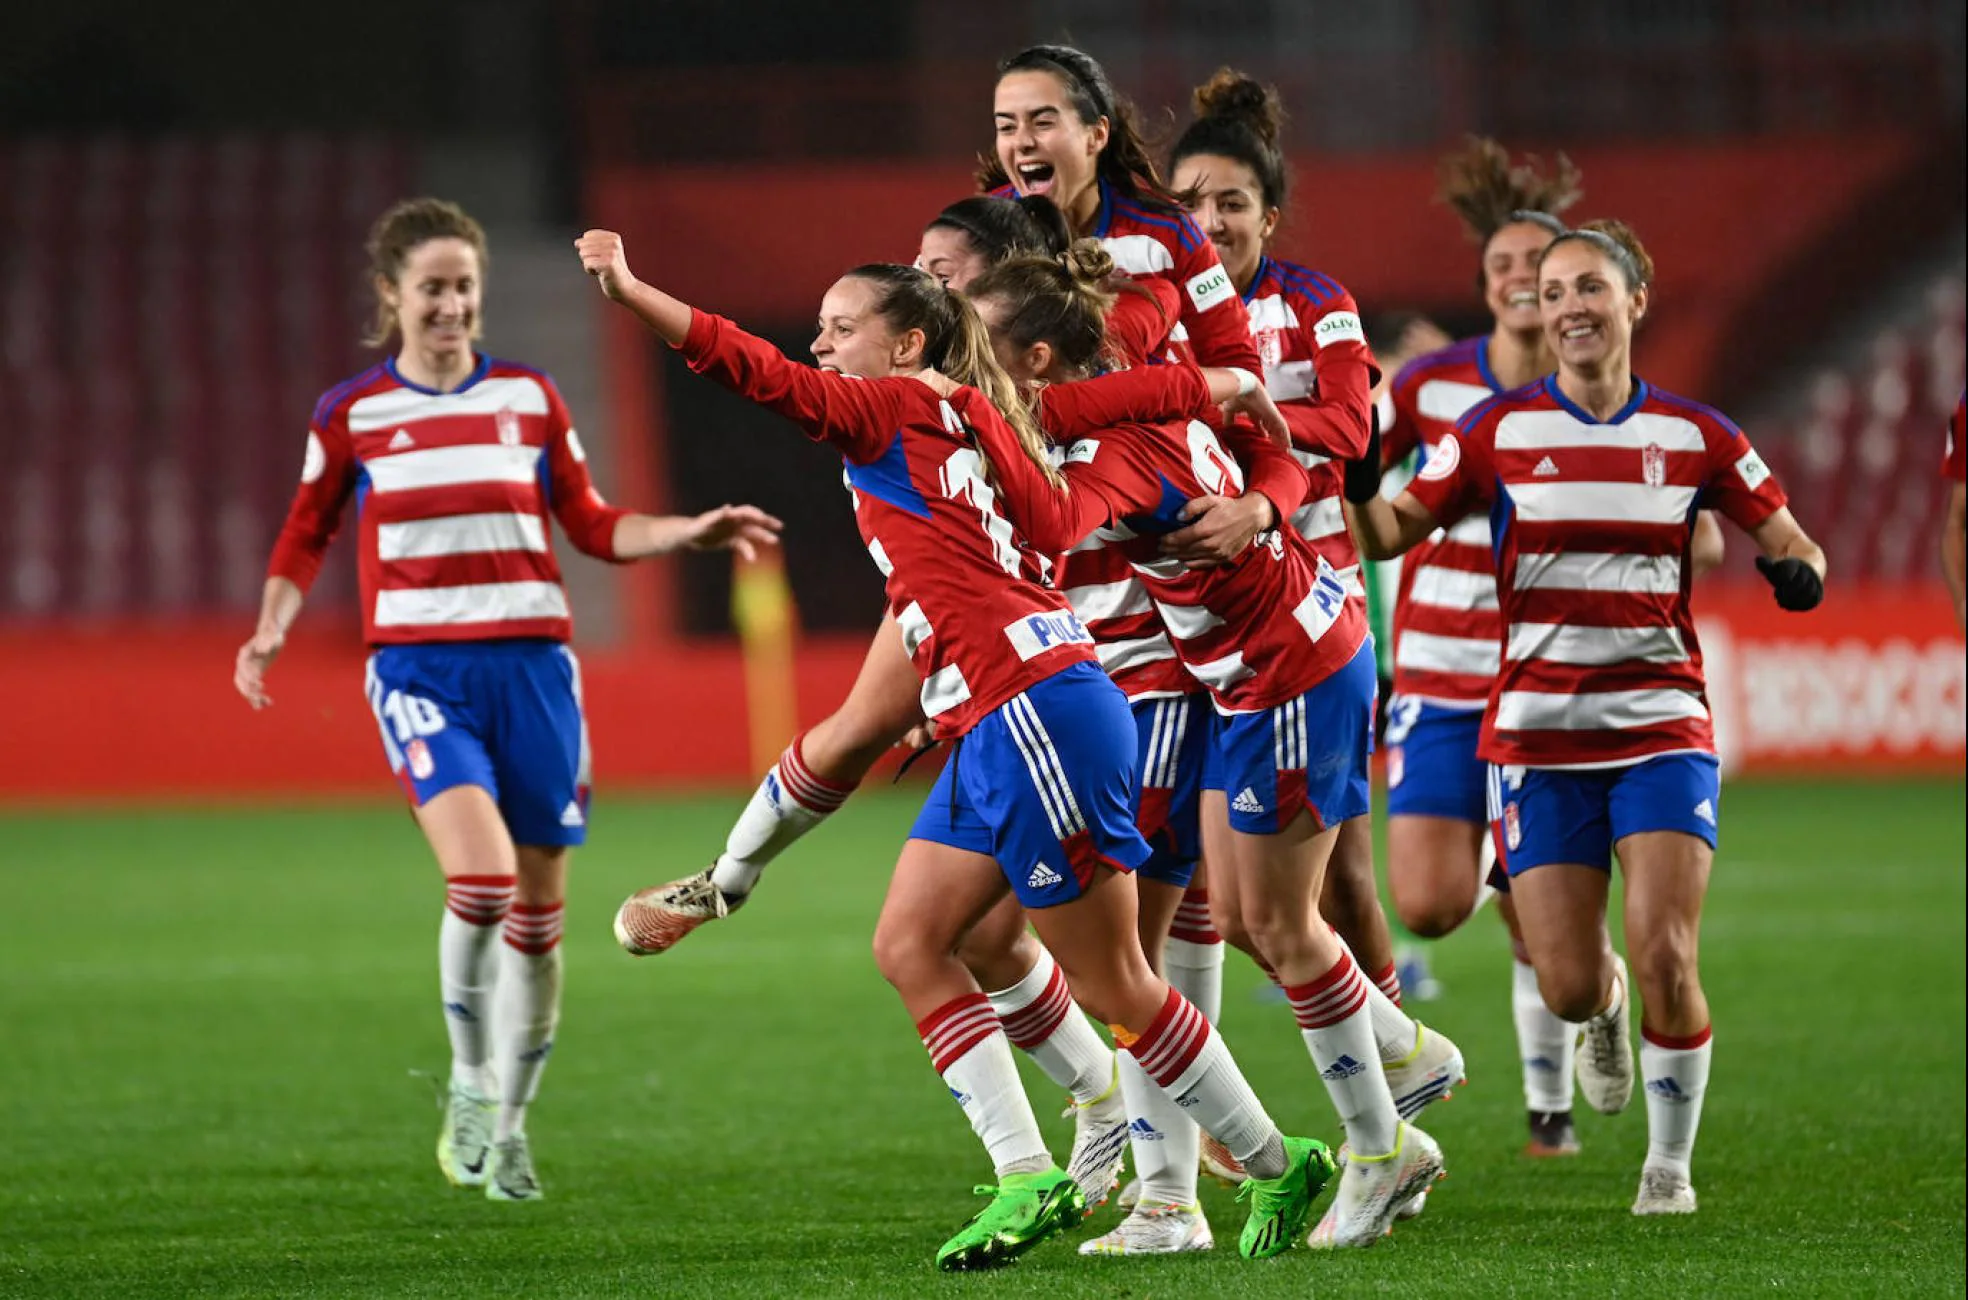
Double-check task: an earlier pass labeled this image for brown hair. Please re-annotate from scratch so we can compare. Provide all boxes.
[966,239,1118,379]
[1540,218,1655,293]
[841,263,1064,489]
[362,198,489,348]
[1436,137,1581,295]
[1170,68,1290,211]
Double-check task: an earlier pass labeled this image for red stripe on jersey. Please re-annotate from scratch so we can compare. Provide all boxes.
[351,409,553,457]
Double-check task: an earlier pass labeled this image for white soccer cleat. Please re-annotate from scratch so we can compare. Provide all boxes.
[1199,1132,1247,1186]
[1631,1165,1697,1216]
[613,869,734,956]
[1382,1022,1467,1121]
[1306,1123,1444,1250]
[1116,1177,1143,1211]
[485,1133,544,1202]
[1574,954,1635,1115]
[1062,1073,1130,1210]
[1395,1185,1429,1221]
[435,1079,494,1188]
[1078,1201,1214,1255]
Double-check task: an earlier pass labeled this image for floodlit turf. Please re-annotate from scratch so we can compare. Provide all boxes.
[1,777,1962,1298]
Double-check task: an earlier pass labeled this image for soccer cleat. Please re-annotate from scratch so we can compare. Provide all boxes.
[1307,1123,1444,1250]
[1631,1165,1697,1215]
[934,1168,1086,1271]
[485,1133,543,1202]
[1235,1135,1337,1259]
[1382,1022,1467,1121]
[613,869,738,956]
[1078,1201,1214,1256]
[1574,954,1635,1115]
[1395,1186,1429,1221]
[1116,1177,1142,1211]
[1525,1108,1582,1158]
[1061,1073,1129,1210]
[436,1080,495,1188]
[1200,1133,1248,1186]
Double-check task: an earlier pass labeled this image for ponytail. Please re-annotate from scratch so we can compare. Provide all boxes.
[937,287,1065,490]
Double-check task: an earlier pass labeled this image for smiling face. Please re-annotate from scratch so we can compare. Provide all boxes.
[994,69,1107,220]
[1483,219,1558,334]
[917,226,993,291]
[1539,239,1647,377]
[810,276,918,378]
[382,238,481,363]
[1171,152,1275,290]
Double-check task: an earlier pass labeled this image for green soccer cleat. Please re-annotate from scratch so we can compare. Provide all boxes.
[1236,1135,1337,1260]
[934,1167,1087,1272]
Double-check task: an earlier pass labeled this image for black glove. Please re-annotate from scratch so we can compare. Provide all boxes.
[1756,555,1823,611]
[1342,409,1384,505]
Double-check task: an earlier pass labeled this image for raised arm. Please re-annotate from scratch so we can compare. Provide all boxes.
[1035,364,1288,446]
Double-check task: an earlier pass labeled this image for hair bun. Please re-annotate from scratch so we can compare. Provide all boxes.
[1578,218,1655,287]
[1061,237,1115,287]
[1191,69,1282,148]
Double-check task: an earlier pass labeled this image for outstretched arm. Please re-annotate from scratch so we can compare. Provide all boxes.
[611,506,783,562]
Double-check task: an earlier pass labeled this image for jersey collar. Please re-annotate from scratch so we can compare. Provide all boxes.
[1542,374,1650,425]
[386,352,491,396]
[1240,255,1277,304]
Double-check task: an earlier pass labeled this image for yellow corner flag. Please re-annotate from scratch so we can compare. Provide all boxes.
[731,549,799,774]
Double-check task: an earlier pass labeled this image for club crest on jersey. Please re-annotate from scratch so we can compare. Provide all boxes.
[1256,327,1285,374]
[496,407,522,446]
[1641,442,1667,487]
[1419,434,1460,482]
[406,738,435,780]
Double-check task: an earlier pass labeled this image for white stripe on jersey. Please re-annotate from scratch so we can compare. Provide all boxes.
[365,444,543,494]
[1065,577,1153,623]
[1268,359,1318,402]
[1288,448,1335,471]
[1006,694,1088,840]
[1495,409,1706,453]
[1153,598,1227,642]
[346,375,550,433]
[1508,481,1699,525]
[1494,686,1708,733]
[865,536,894,577]
[1245,294,1298,334]
[1513,551,1683,594]
[1396,629,1502,676]
[897,600,934,656]
[1442,515,1493,547]
[1102,234,1175,276]
[1290,497,1345,541]
[376,512,548,561]
[920,662,973,718]
[1409,566,1499,610]
[1417,378,1493,425]
[1069,522,1135,554]
[374,580,569,628]
[1188,649,1254,697]
[1097,633,1180,677]
[1505,622,1689,667]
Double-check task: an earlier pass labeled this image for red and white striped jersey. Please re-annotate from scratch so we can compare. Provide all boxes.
[992,178,1262,371]
[976,403,1367,715]
[1945,390,1965,481]
[1407,378,1789,768]
[268,356,628,645]
[1242,256,1379,600]
[1381,337,1510,707]
[679,310,1098,738]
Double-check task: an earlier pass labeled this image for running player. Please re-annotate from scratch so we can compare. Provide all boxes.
[1943,391,1965,630]
[578,229,1337,1267]
[232,199,780,1202]
[964,242,1449,1250]
[1346,219,1827,1215]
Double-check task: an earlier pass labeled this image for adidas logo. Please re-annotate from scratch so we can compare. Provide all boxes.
[1128,1117,1164,1141]
[1026,861,1064,889]
[948,1086,973,1107]
[1693,798,1716,826]
[763,772,783,810]
[1533,456,1560,477]
[518,1039,554,1065]
[1646,1077,1689,1103]
[1524,1054,1560,1073]
[443,1000,477,1023]
[388,428,416,451]
[559,801,585,828]
[1232,787,1266,815]
[1320,1054,1367,1081]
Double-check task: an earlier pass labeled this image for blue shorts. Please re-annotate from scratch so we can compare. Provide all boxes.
[1131,694,1208,888]
[364,639,592,847]
[1203,641,1376,835]
[1384,695,1488,825]
[1486,753,1721,876]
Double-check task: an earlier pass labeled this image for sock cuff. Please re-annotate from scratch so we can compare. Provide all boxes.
[503,901,565,954]
[1169,886,1221,944]
[917,993,999,1074]
[1124,986,1209,1088]
[446,875,516,926]
[1163,935,1225,970]
[991,958,1073,1050]
[1641,1023,1713,1051]
[1368,961,1403,1007]
[778,733,856,812]
[1284,951,1369,1030]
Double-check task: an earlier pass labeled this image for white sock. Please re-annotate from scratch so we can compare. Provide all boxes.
[1327,925,1417,1062]
[710,733,855,897]
[492,903,564,1141]
[1119,1050,1199,1206]
[985,948,1114,1104]
[1164,936,1224,1026]
[1641,1027,1713,1178]
[441,875,513,1095]
[919,994,1050,1176]
[1514,958,1577,1113]
[1124,987,1283,1179]
[1287,951,1401,1156]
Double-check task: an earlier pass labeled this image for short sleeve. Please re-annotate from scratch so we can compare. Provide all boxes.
[1700,420,1788,530]
[1404,411,1498,530]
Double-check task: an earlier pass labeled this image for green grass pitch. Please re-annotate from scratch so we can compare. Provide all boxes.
[1,777,1962,1298]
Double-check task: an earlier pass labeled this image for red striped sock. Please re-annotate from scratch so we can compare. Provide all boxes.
[917,993,999,1074]
[1169,884,1221,945]
[503,902,564,955]
[1284,950,1371,1030]
[1370,961,1404,1008]
[778,732,856,814]
[995,962,1072,1050]
[446,875,515,927]
[1642,1023,1713,1050]
[1123,986,1280,1174]
[1125,987,1211,1089]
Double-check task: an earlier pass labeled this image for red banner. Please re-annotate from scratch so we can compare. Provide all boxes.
[1699,584,1965,773]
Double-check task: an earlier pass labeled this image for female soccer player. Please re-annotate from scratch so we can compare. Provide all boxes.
[233,198,780,1203]
[962,242,1448,1251]
[1346,220,1827,1215]
[579,229,1336,1269]
[985,43,1263,373]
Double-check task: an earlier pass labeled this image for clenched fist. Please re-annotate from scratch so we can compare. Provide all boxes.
[575,230,637,301]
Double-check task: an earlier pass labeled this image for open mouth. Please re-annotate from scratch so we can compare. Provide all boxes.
[1015,161,1055,194]
[1561,323,1599,342]
[1506,291,1536,309]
